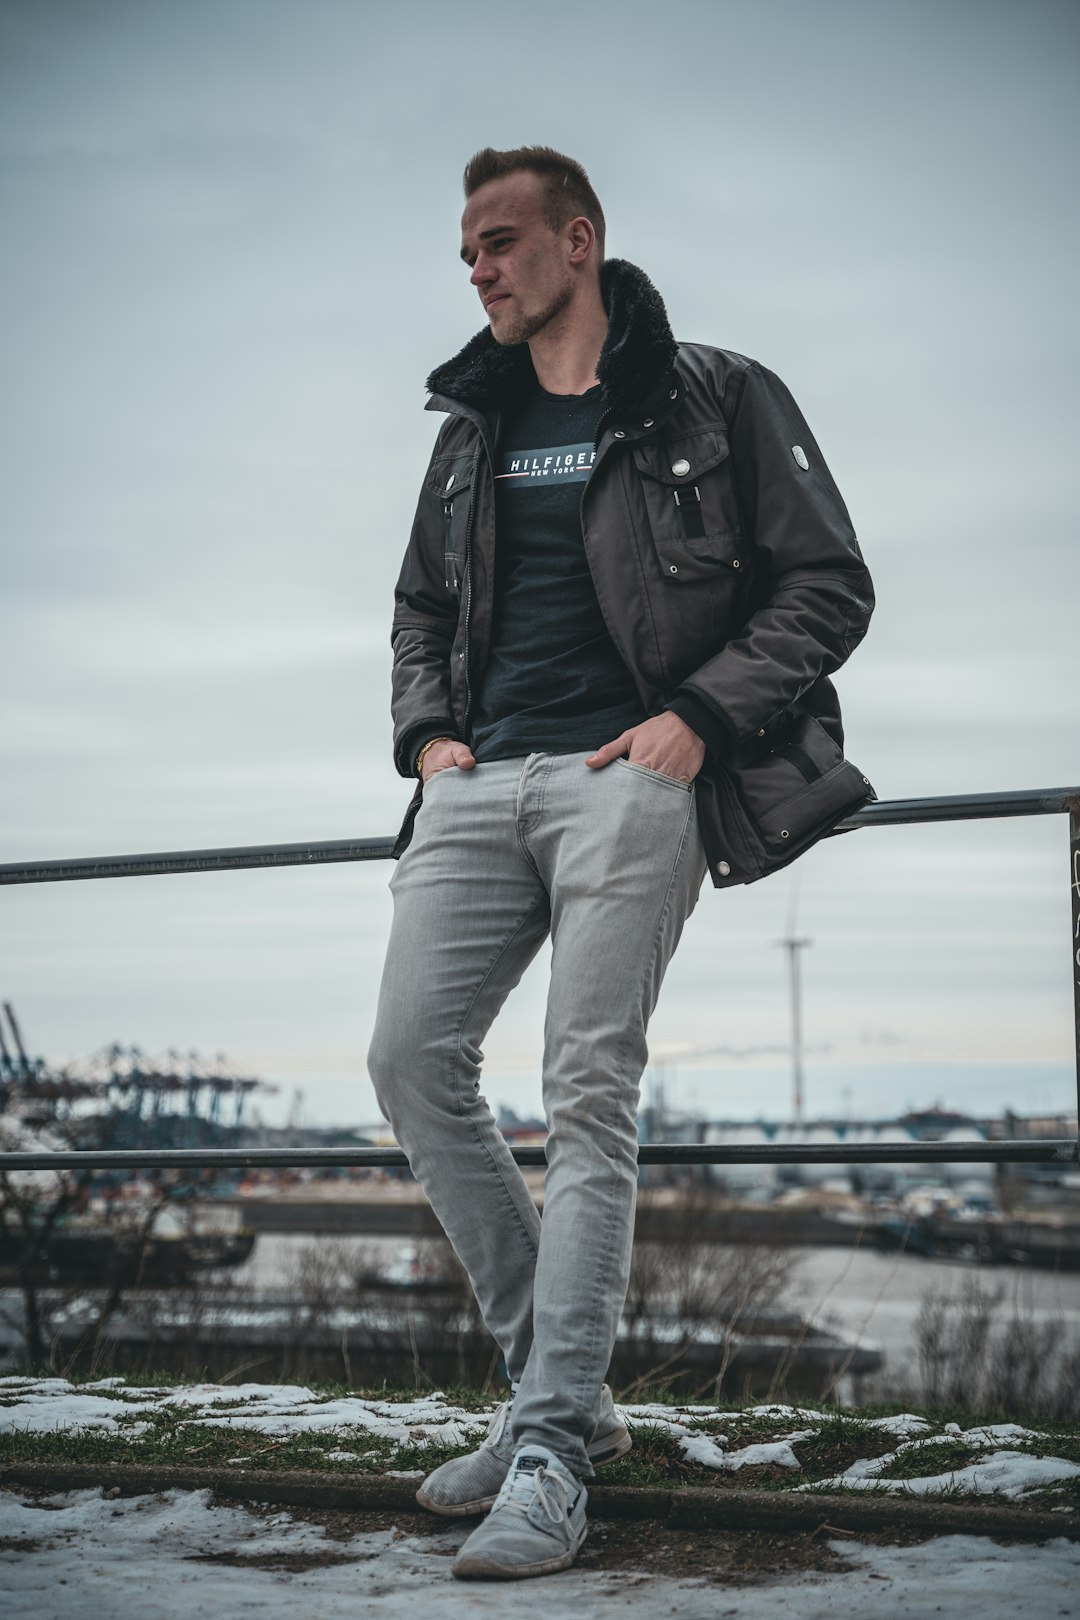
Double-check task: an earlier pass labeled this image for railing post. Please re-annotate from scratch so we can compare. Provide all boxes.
[1071,796,1080,1131]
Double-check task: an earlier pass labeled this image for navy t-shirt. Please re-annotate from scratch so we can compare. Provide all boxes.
[469,383,646,762]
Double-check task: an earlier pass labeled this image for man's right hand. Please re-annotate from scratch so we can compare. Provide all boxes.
[420,739,477,783]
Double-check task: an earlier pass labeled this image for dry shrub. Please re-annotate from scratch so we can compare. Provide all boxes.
[623,1184,801,1398]
[913,1275,1080,1422]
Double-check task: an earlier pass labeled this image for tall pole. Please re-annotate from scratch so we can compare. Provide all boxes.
[1070,797,1080,1136]
[782,936,812,1125]
[3,1002,31,1077]
[775,883,812,1126]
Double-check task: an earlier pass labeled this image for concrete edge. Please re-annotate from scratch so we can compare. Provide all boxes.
[2,1463,1077,1543]
[667,1485,1080,1542]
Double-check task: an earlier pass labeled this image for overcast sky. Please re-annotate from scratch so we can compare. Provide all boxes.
[1,0,1077,1130]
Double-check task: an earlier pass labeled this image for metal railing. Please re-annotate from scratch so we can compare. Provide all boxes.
[2,784,1078,1173]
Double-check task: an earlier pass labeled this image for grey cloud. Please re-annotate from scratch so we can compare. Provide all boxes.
[1,0,1076,1124]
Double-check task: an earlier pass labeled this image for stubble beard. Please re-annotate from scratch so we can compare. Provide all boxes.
[491,279,574,347]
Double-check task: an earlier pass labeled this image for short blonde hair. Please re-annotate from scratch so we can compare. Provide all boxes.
[463,145,606,260]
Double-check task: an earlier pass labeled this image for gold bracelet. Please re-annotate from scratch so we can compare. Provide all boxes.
[415,736,453,777]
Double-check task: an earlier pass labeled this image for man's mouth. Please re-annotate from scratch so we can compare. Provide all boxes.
[484,294,510,311]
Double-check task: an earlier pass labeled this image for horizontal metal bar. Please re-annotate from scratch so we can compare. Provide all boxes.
[1,1140,1075,1171]
[0,837,397,886]
[833,785,1080,832]
[3,787,1078,886]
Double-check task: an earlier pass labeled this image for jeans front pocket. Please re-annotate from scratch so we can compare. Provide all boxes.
[617,759,694,793]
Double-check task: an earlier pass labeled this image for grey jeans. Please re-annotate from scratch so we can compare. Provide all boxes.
[367,752,706,1478]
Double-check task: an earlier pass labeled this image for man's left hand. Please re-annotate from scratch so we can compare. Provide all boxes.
[586,712,706,781]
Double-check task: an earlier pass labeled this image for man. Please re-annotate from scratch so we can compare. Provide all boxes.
[368,146,874,1581]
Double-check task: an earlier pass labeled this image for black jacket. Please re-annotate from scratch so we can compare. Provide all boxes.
[390,259,875,887]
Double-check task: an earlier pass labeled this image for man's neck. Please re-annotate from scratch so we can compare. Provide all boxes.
[527,281,609,397]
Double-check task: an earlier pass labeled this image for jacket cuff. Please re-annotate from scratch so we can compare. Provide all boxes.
[665,691,736,759]
[396,721,461,779]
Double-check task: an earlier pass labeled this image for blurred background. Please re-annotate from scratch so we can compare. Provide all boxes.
[2,0,1077,1131]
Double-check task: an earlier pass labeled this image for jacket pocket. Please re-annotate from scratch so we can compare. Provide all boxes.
[631,429,744,581]
[724,714,874,860]
[754,755,874,856]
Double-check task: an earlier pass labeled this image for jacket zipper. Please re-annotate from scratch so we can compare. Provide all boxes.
[460,442,482,736]
[442,500,458,591]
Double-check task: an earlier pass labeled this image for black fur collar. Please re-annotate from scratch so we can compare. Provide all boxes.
[426,258,679,416]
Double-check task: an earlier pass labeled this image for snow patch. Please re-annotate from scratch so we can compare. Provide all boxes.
[808,1449,1080,1499]
[802,1434,1080,1500]
[864,1412,934,1438]
[0,1377,492,1448]
[679,1431,728,1468]
[4,1380,1077,1504]
[720,1440,802,1471]
[2,1487,1078,1618]
[624,1408,802,1473]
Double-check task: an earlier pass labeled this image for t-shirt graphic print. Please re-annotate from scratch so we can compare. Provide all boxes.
[468,383,645,764]
[495,441,597,485]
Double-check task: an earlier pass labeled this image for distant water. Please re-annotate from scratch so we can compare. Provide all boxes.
[233,1232,1080,1380]
[788,1243,1080,1363]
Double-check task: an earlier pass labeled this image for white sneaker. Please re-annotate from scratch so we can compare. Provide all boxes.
[416,1382,629,1517]
[451,1445,588,1580]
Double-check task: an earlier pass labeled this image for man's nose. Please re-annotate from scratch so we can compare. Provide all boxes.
[470,255,495,288]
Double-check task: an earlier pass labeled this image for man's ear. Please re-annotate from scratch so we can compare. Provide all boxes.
[566,216,596,266]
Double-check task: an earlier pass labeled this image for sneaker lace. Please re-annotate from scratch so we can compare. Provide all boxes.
[484,1398,511,1450]
[532,1466,572,1525]
[493,1462,572,1525]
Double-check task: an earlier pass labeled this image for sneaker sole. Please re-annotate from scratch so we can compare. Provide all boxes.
[414,1484,500,1517]
[587,1424,633,1467]
[416,1423,632,1518]
[452,1522,588,1580]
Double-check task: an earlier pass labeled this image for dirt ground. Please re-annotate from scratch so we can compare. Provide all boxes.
[6,1477,1069,1595]
[224,1497,937,1584]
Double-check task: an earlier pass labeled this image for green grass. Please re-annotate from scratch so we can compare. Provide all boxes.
[2,1374,1077,1506]
[1024,1475,1080,1508]
[873,1441,986,1481]
[1009,1432,1080,1464]
[786,1416,897,1477]
[15,1371,1077,1436]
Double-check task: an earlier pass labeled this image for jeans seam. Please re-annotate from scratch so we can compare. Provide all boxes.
[447,891,549,1265]
[516,753,555,870]
[641,787,698,999]
[572,787,698,1440]
[572,1147,623,1472]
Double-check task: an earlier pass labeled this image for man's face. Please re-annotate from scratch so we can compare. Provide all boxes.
[460,171,575,346]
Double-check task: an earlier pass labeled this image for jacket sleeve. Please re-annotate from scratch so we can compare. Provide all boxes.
[390,430,462,778]
[669,362,874,750]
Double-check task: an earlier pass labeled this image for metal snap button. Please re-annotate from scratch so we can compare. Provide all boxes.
[732,559,741,569]
[613,429,626,439]
[445,474,455,490]
[458,651,465,660]
[671,458,690,477]
[792,446,809,470]
[668,564,679,574]
[716,860,731,876]
[669,388,678,399]
[756,729,765,737]
[643,418,654,428]
[779,829,790,839]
